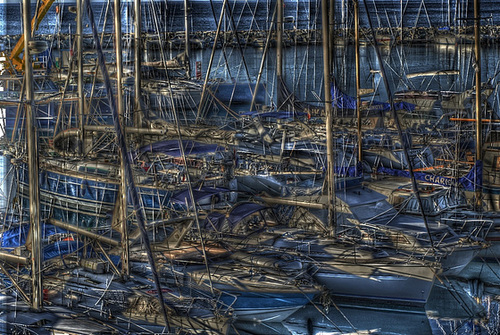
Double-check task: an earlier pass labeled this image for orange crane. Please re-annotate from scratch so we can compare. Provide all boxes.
[5,0,56,73]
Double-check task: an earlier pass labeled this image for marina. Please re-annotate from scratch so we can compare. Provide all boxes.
[1,0,500,334]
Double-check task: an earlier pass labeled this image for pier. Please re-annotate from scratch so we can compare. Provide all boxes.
[2,25,500,57]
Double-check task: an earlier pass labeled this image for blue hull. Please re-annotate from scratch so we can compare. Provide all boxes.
[16,162,172,227]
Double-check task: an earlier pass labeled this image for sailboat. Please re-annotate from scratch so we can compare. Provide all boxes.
[1,0,341,330]
[0,1,235,333]
[365,0,500,217]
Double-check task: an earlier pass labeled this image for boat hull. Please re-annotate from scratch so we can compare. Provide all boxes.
[218,290,317,322]
[16,161,172,227]
[313,262,436,305]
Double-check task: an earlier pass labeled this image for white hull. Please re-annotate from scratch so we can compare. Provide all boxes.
[313,263,436,305]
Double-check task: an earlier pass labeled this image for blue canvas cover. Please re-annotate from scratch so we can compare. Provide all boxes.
[331,83,415,112]
[43,240,79,260]
[1,223,70,249]
[1,224,29,249]
[0,223,80,260]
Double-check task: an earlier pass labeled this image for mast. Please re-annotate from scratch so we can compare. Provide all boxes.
[134,0,142,127]
[400,0,403,44]
[77,0,84,153]
[276,0,283,108]
[354,0,362,164]
[329,0,335,74]
[85,2,171,329]
[474,0,482,209]
[250,5,277,112]
[447,0,451,28]
[23,0,42,311]
[362,0,435,250]
[322,0,335,233]
[184,0,191,79]
[114,0,129,276]
[195,0,229,124]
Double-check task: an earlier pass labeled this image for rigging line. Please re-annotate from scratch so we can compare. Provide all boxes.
[362,0,436,253]
[223,0,252,84]
[208,0,233,81]
[232,0,246,32]
[84,1,171,331]
[196,0,230,124]
[250,2,277,112]
[439,275,479,319]
[245,0,262,32]
[159,26,216,301]
[0,263,30,304]
[2,165,17,230]
[53,37,77,138]
[86,0,112,129]
[205,89,239,118]
[10,77,26,143]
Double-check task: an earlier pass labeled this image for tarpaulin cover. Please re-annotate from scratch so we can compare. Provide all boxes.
[1,223,69,248]
[0,223,80,260]
[0,224,29,248]
[43,240,79,260]
[331,83,415,112]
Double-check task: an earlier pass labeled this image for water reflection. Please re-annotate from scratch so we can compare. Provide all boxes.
[230,261,500,335]
[233,304,431,334]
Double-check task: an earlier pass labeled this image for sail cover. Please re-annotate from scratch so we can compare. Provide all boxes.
[331,83,415,112]
[1,223,69,249]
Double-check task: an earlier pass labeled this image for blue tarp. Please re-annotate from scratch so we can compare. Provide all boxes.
[138,140,223,157]
[0,223,83,261]
[43,240,79,261]
[331,83,415,112]
[1,223,70,249]
[1,224,29,249]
